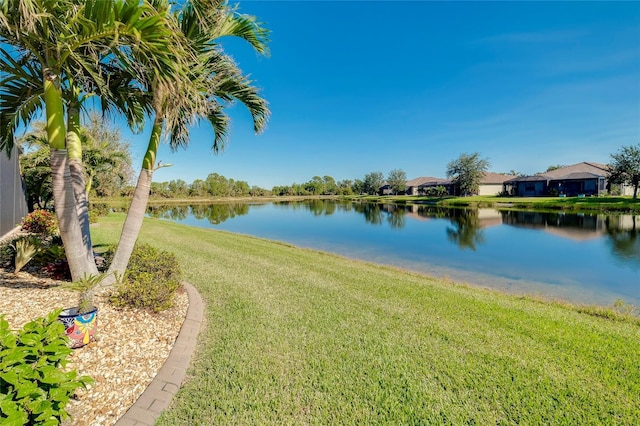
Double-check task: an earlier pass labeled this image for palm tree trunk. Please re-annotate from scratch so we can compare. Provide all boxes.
[66,105,93,256]
[106,118,162,283]
[69,159,92,248]
[106,168,154,277]
[44,73,97,281]
[50,151,98,280]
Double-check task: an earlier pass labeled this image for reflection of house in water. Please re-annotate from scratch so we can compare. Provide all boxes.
[405,204,434,222]
[608,214,639,231]
[476,208,503,228]
[500,211,639,241]
[404,206,503,227]
[393,205,638,243]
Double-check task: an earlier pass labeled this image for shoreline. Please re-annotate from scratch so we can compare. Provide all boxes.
[93,194,640,213]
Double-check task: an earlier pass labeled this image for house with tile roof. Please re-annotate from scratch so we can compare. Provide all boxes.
[437,172,512,196]
[503,162,617,196]
[405,176,447,195]
[395,173,513,196]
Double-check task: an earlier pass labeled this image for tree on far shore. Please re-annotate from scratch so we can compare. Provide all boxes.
[608,143,640,199]
[387,169,407,195]
[446,152,491,197]
[363,172,384,195]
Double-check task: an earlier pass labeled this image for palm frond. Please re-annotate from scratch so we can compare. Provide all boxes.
[0,67,44,155]
[205,105,230,153]
[213,8,270,56]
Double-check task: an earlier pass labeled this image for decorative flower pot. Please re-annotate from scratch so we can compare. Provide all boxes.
[58,307,98,349]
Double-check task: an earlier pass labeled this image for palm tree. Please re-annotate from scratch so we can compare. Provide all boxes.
[107,0,270,279]
[18,118,132,208]
[0,0,189,281]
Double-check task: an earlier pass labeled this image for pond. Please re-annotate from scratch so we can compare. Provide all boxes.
[147,200,640,308]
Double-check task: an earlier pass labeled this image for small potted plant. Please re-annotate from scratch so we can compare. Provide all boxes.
[59,272,106,348]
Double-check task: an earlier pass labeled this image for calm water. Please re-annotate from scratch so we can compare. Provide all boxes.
[147,201,640,307]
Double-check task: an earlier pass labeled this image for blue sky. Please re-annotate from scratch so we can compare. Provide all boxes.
[122,0,640,189]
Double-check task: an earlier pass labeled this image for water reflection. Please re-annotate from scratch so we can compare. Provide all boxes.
[605,215,639,267]
[148,201,640,269]
[148,203,250,225]
[273,199,340,216]
[352,202,384,225]
[147,204,189,221]
[445,209,484,251]
[500,210,606,239]
[500,211,639,268]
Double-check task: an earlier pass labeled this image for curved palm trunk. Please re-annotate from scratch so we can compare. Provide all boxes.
[44,75,97,281]
[67,105,93,255]
[106,118,162,284]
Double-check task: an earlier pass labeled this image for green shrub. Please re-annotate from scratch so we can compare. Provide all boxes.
[109,243,182,312]
[0,310,93,425]
[21,210,58,236]
[34,244,66,265]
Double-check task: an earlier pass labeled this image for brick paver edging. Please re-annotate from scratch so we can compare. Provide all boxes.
[115,282,204,426]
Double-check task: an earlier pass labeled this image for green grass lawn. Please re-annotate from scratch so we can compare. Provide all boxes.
[92,215,640,425]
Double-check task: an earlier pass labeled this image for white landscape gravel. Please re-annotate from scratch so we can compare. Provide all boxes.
[0,268,188,426]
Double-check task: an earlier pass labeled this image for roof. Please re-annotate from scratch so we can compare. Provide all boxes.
[481,172,513,184]
[542,162,608,179]
[505,162,609,183]
[552,172,604,181]
[505,175,548,183]
[406,176,446,187]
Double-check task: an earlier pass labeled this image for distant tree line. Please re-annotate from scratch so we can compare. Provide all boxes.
[149,143,640,199]
[19,119,638,201]
[150,173,268,198]
[272,176,353,196]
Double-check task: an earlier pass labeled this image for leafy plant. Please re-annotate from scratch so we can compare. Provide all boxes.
[0,310,93,425]
[11,235,43,273]
[20,210,58,236]
[35,244,66,265]
[109,244,181,312]
[110,271,179,313]
[62,273,107,314]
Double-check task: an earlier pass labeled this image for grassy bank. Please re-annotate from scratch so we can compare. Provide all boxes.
[92,215,640,424]
[95,194,640,213]
[351,195,640,213]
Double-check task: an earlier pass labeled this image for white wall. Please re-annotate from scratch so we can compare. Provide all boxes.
[478,184,503,196]
[0,146,29,238]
